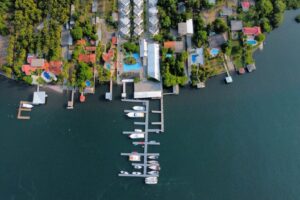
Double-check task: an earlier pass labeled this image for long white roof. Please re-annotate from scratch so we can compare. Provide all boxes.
[147,43,160,81]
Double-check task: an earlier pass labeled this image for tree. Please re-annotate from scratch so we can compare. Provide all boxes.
[212,19,228,33]
[260,18,272,33]
[256,33,266,42]
[71,26,83,40]
[257,0,273,17]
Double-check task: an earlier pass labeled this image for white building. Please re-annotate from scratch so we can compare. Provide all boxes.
[178,19,194,36]
[147,43,160,81]
[139,39,148,57]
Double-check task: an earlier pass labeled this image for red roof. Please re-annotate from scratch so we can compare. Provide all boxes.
[241,1,250,9]
[76,39,86,45]
[78,54,96,64]
[112,37,117,45]
[48,61,63,75]
[243,26,261,36]
[85,46,97,52]
[102,49,114,62]
[164,41,176,49]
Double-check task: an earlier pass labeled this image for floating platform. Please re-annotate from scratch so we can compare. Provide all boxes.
[17,101,32,120]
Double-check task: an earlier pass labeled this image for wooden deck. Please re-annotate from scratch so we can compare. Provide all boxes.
[17,101,32,120]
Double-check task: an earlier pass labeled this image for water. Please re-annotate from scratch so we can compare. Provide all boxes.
[123,53,142,72]
[0,10,300,199]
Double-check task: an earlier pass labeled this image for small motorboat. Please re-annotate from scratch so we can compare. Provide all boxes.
[149,165,161,171]
[134,129,143,132]
[148,155,158,160]
[148,171,159,175]
[133,106,145,111]
[120,171,129,174]
[134,165,143,169]
[132,171,142,175]
[127,112,144,118]
[129,133,145,139]
[129,152,141,161]
[148,160,159,164]
[22,103,33,109]
[145,177,158,184]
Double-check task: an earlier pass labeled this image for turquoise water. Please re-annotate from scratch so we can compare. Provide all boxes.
[210,48,220,56]
[123,53,142,72]
[247,39,258,45]
[0,10,300,200]
[191,54,197,63]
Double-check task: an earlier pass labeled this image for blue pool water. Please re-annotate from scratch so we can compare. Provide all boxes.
[123,53,142,72]
[166,54,172,58]
[210,48,220,57]
[42,71,51,80]
[192,55,197,63]
[106,63,111,69]
[247,39,258,45]
[85,80,91,87]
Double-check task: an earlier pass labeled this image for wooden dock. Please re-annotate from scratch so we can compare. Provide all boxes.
[67,89,75,109]
[17,101,32,120]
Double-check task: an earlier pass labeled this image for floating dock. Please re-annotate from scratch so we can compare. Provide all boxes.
[17,101,32,120]
[119,99,161,182]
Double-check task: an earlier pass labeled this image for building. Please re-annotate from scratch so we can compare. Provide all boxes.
[140,39,148,58]
[208,33,228,49]
[246,63,256,72]
[33,91,47,105]
[231,20,243,31]
[220,7,233,16]
[178,19,194,36]
[148,0,159,36]
[190,48,204,65]
[147,43,160,81]
[243,26,261,37]
[241,1,250,12]
[134,81,162,99]
[163,41,185,53]
[78,54,96,64]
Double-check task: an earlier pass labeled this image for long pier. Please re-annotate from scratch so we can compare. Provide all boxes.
[119,99,160,181]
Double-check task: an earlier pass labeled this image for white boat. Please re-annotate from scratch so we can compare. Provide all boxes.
[149,165,161,171]
[148,160,158,164]
[120,171,129,174]
[129,133,145,139]
[22,103,33,109]
[134,129,143,132]
[134,165,143,169]
[148,155,158,160]
[132,171,142,175]
[148,171,159,175]
[127,112,144,118]
[145,177,158,184]
[133,106,145,111]
[129,153,141,161]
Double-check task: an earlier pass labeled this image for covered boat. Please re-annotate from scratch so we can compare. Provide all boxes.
[127,112,144,118]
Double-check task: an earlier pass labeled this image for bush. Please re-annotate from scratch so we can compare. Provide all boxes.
[124,56,137,65]
[123,42,139,53]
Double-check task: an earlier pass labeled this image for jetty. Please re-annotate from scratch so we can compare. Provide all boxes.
[17,101,32,120]
[67,89,75,109]
[119,99,161,180]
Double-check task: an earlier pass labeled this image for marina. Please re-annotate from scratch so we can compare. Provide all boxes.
[119,99,162,183]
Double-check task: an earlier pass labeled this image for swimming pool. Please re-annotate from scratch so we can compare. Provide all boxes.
[123,53,142,72]
[85,80,91,87]
[106,63,111,70]
[247,39,257,45]
[166,54,172,58]
[210,48,220,57]
[192,55,197,63]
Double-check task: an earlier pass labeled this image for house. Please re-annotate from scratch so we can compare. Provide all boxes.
[178,19,194,36]
[231,20,243,31]
[134,80,162,99]
[78,54,96,64]
[102,49,114,62]
[163,41,185,53]
[147,43,160,81]
[85,46,97,52]
[241,1,250,12]
[112,37,118,45]
[220,7,233,16]
[22,57,62,75]
[76,39,86,46]
[61,30,73,46]
[243,26,261,36]
[208,33,228,49]
[190,48,204,65]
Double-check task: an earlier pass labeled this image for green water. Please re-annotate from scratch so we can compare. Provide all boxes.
[1,10,300,200]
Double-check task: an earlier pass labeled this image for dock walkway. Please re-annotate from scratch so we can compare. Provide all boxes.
[17,101,32,120]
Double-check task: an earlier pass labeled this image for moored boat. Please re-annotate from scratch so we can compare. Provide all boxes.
[145,177,158,184]
[149,165,161,171]
[134,129,143,132]
[132,171,142,175]
[129,152,141,161]
[147,170,159,175]
[129,133,145,139]
[22,103,33,109]
[148,155,158,160]
[148,160,158,164]
[133,106,145,111]
[127,112,144,118]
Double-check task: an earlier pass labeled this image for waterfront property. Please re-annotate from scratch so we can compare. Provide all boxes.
[134,81,162,99]
[147,43,160,81]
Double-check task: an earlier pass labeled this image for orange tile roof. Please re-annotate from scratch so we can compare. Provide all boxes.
[164,41,176,49]
[78,54,96,64]
[85,46,97,52]
[112,37,117,45]
[243,27,261,36]
[76,39,86,45]
[102,49,114,62]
